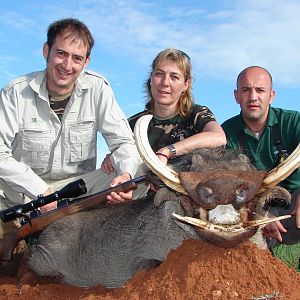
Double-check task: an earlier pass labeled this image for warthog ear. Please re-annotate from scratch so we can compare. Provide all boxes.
[179,171,207,200]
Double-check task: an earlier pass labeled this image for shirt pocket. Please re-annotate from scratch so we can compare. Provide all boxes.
[69,121,96,162]
[20,127,52,169]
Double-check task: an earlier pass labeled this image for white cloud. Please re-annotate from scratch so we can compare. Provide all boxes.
[0,0,299,87]
[78,0,300,86]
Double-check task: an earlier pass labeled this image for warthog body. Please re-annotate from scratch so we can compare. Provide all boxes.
[29,149,289,288]
[29,196,196,288]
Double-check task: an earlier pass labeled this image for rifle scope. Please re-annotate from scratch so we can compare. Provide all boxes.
[0,179,87,223]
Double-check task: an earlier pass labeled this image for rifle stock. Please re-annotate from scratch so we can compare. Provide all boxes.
[0,175,146,261]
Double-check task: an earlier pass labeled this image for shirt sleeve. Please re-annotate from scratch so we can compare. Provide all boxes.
[192,105,217,133]
[0,88,49,199]
[96,83,141,178]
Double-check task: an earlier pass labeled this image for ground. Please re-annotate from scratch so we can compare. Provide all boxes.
[0,240,299,300]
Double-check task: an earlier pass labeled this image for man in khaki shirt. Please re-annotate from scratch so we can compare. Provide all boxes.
[0,18,144,235]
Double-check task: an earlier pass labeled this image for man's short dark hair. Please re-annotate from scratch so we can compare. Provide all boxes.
[47,18,94,58]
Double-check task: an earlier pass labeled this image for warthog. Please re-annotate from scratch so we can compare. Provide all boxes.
[28,115,300,288]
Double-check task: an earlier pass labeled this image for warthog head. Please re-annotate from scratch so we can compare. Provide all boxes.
[135,115,300,247]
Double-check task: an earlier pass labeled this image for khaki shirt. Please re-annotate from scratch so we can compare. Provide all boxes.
[0,70,140,199]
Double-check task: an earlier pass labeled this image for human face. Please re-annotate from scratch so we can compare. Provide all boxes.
[43,32,90,96]
[234,67,275,124]
[150,60,189,113]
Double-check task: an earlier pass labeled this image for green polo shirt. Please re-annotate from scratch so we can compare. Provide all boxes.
[221,107,300,193]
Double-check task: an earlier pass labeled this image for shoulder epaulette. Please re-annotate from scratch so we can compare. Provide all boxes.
[3,72,38,92]
[84,70,110,85]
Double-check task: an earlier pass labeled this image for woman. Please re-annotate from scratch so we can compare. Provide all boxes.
[102,48,226,175]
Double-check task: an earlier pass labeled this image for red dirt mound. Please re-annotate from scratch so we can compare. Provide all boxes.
[0,240,299,300]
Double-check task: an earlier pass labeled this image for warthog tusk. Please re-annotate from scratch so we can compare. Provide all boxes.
[134,114,187,194]
[263,143,300,187]
[172,213,291,233]
[245,215,291,227]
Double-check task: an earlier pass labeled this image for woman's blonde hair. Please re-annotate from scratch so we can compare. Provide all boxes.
[145,48,194,117]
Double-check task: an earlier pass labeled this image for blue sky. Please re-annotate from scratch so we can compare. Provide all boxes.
[1,0,299,164]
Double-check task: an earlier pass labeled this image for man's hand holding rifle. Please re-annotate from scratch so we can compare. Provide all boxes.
[0,176,146,261]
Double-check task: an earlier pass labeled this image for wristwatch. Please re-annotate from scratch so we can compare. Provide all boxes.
[167,144,176,158]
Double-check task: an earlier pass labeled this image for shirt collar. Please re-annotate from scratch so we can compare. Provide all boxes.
[29,70,48,101]
[29,69,89,101]
[239,105,278,134]
[76,69,93,90]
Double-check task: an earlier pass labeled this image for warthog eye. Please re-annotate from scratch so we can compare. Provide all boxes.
[196,185,216,210]
[233,184,248,209]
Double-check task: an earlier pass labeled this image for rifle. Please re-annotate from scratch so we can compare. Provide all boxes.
[0,175,146,261]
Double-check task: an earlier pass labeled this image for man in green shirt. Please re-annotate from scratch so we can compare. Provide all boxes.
[222,66,300,271]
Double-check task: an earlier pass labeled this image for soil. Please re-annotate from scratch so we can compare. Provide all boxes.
[0,240,299,300]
